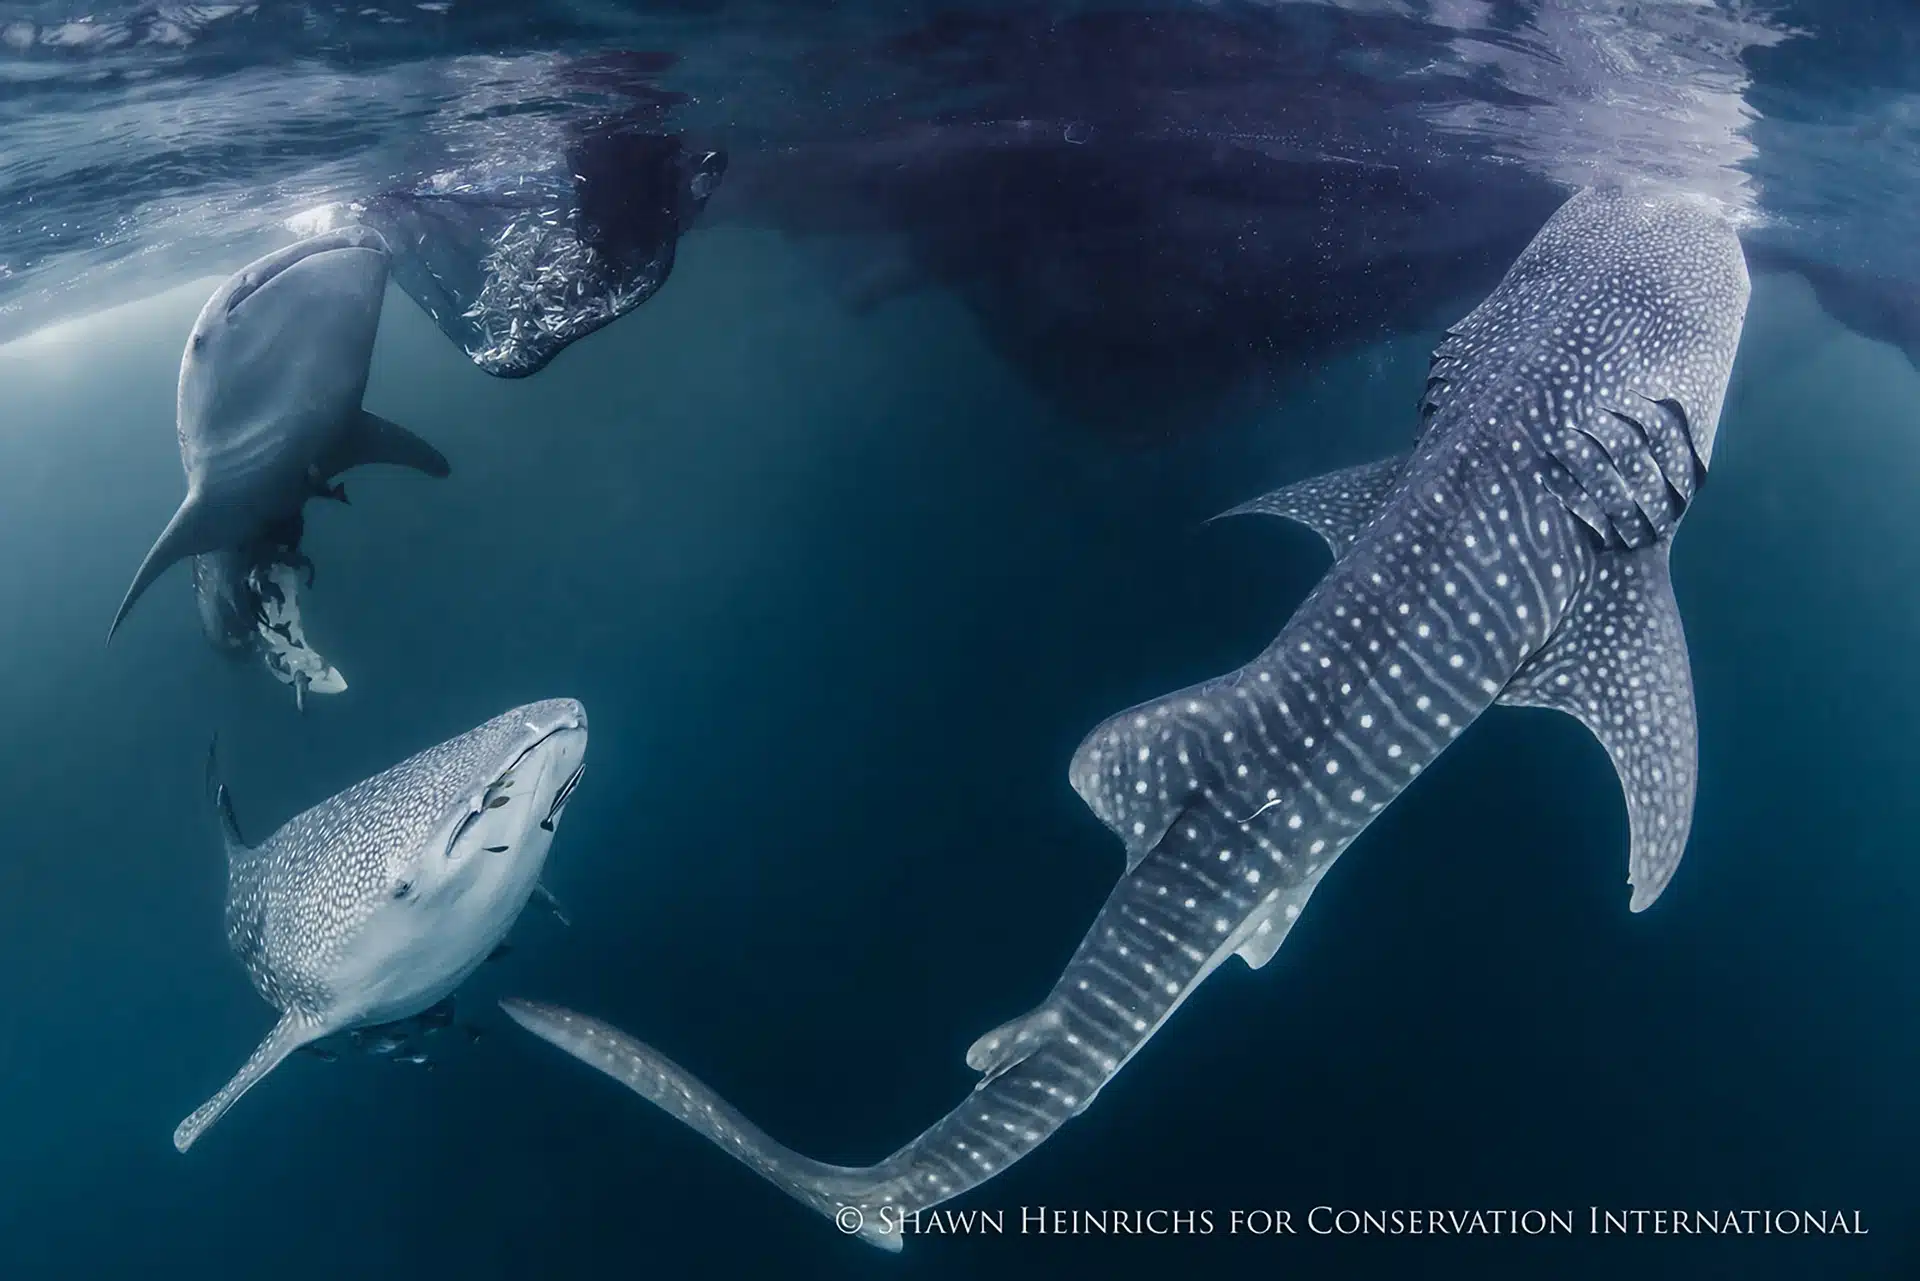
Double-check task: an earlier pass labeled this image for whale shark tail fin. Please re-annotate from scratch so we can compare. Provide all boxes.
[108,494,222,644]
[322,410,451,480]
[173,1012,319,1153]
[499,999,906,1252]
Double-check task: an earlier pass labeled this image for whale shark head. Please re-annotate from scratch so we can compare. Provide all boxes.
[106,226,412,645]
[179,225,392,446]
[297,697,590,1032]
[381,698,590,928]
[173,698,588,1153]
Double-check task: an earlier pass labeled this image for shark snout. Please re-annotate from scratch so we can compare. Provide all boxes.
[517,700,587,833]
[218,227,392,319]
[316,224,390,256]
[520,698,587,738]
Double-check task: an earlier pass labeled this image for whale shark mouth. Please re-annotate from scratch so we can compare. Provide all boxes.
[446,724,582,861]
[223,228,391,317]
[469,724,586,844]
[542,762,585,832]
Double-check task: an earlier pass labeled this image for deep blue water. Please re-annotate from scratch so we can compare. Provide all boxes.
[2,2,1919,1278]
[0,236,1914,1279]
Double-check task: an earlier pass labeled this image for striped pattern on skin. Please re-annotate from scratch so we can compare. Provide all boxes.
[501,188,1751,1251]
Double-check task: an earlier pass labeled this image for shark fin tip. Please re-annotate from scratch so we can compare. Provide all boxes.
[965,1004,1063,1078]
[113,492,220,640]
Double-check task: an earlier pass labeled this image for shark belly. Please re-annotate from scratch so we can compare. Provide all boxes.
[192,409,330,512]
[332,742,571,1028]
[346,823,560,1027]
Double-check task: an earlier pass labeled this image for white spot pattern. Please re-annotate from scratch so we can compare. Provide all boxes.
[460,191,1750,1252]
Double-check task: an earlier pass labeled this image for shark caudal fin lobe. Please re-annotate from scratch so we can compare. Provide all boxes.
[174,1013,318,1152]
[498,1000,906,1252]
[108,493,223,643]
[1498,543,1697,911]
[320,410,451,480]
[1209,452,1408,556]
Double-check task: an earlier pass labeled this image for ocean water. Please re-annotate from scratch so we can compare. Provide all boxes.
[0,235,1911,1279]
[2,2,1919,1278]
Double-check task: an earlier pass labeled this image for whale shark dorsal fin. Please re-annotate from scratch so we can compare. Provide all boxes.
[107,493,223,643]
[320,410,451,480]
[174,1012,320,1152]
[1498,543,1697,912]
[1210,452,1408,557]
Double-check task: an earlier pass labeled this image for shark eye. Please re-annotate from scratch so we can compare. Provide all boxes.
[392,879,412,900]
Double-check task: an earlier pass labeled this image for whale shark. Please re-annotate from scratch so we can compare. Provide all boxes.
[175,699,588,1153]
[500,188,1750,1249]
[107,227,452,643]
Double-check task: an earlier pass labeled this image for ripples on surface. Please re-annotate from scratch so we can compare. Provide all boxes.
[0,5,1795,298]
[0,2,1915,428]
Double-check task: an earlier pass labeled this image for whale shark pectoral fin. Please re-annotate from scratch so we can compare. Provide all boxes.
[1498,543,1697,912]
[1209,452,1408,557]
[108,494,224,643]
[532,882,571,927]
[203,736,250,856]
[499,1000,903,1251]
[321,410,451,480]
[174,1012,321,1153]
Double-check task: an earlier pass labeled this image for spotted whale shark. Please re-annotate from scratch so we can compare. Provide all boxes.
[175,699,588,1152]
[500,188,1750,1249]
